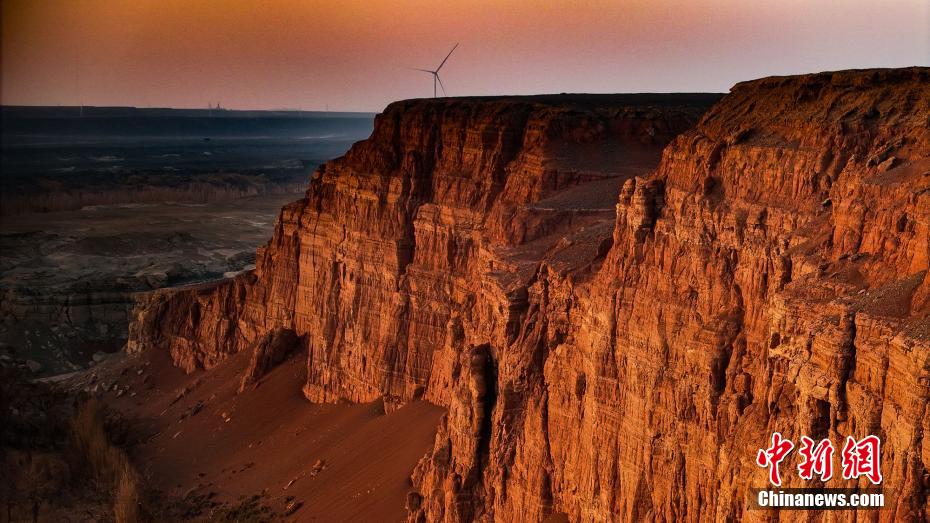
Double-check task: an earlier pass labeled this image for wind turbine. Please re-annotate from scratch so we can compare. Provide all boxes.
[412,43,459,98]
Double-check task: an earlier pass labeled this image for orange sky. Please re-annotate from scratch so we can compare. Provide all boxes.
[2,0,928,112]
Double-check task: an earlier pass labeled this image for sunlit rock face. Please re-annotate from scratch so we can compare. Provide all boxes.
[130,68,930,523]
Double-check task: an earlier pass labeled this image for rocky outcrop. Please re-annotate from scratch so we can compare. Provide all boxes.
[129,69,930,522]
[238,327,303,391]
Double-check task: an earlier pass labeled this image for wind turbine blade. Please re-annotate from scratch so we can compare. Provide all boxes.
[436,43,459,71]
[408,67,436,74]
[436,74,447,96]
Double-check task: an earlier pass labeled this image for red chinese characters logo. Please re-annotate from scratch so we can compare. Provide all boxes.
[797,436,834,481]
[841,435,883,485]
[756,432,794,486]
[756,433,882,486]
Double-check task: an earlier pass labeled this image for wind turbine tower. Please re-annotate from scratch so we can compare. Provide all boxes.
[413,43,459,98]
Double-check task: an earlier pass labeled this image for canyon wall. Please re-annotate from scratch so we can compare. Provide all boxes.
[129,69,930,522]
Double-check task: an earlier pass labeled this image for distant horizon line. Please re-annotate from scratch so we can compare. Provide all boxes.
[0,90,729,114]
[0,104,378,115]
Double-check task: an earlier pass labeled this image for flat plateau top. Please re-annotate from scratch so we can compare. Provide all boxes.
[395,92,725,109]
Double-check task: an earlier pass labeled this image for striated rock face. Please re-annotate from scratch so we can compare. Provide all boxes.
[130,69,930,522]
[534,69,929,523]
[128,92,716,383]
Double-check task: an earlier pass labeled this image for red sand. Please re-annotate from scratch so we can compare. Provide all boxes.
[105,348,444,521]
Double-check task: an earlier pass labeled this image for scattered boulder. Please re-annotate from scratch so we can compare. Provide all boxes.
[309,459,326,477]
[284,500,303,515]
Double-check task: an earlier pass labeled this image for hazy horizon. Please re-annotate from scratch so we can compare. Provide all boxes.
[0,103,377,113]
[3,0,928,112]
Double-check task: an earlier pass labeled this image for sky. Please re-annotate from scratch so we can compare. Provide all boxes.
[2,0,928,112]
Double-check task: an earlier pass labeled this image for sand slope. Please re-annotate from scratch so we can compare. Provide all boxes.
[99,347,443,521]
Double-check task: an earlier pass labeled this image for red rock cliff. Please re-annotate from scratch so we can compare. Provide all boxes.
[129,70,930,522]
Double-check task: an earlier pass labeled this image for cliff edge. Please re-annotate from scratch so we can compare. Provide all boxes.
[129,69,930,522]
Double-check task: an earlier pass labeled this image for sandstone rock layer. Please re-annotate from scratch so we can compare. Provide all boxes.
[130,70,930,522]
